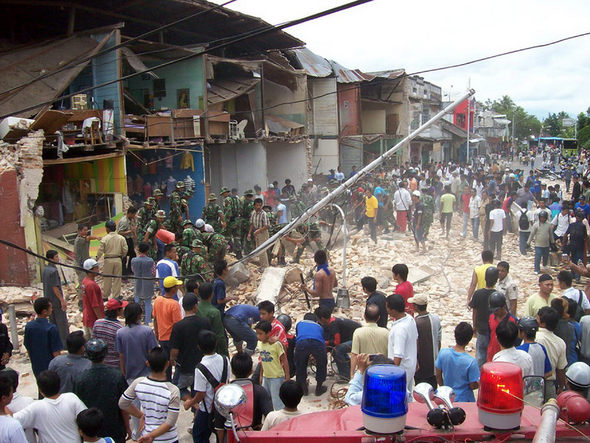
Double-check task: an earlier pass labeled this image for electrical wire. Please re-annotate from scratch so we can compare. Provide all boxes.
[0,0,240,96]
[0,0,375,120]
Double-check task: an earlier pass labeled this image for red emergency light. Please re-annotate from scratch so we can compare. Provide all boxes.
[477,362,524,430]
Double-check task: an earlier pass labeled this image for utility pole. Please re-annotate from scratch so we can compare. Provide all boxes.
[512,106,516,154]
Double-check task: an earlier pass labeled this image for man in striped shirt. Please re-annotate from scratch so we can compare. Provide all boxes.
[248,198,270,267]
[119,347,180,443]
[93,299,127,368]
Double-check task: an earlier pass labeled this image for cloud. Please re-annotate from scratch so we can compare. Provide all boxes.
[214,0,590,118]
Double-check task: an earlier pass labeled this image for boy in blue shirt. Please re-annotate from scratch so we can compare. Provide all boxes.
[516,316,552,378]
[294,313,327,396]
[435,322,480,402]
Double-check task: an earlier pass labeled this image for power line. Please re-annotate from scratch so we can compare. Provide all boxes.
[0,0,375,120]
[0,0,239,97]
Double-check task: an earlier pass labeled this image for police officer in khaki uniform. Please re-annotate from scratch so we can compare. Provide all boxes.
[96,219,128,298]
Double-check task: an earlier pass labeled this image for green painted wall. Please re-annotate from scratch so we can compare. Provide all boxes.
[126,57,205,111]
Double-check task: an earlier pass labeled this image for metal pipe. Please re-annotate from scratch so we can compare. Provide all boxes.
[327,203,347,286]
[235,89,476,264]
[532,399,559,443]
[7,305,19,352]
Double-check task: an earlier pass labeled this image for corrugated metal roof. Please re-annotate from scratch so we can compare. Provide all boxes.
[287,48,333,78]
[0,32,113,118]
[286,48,405,84]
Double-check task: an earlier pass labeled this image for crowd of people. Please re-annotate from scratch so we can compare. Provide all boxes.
[5,145,590,442]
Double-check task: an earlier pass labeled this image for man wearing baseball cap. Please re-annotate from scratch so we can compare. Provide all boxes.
[81,258,104,339]
[410,294,441,389]
[153,276,183,378]
[93,298,128,368]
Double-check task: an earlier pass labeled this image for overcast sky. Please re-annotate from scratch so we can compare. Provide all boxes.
[214,0,590,119]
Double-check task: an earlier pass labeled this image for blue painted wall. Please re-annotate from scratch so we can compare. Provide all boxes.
[126,147,205,221]
[125,57,205,112]
[91,32,122,133]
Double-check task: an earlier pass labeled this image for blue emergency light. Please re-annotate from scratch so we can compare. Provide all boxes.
[361,364,407,434]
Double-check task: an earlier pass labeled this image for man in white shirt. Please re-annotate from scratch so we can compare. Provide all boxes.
[497,261,519,314]
[552,206,571,241]
[386,294,418,399]
[489,200,506,260]
[393,182,412,233]
[493,322,534,377]
[276,201,288,225]
[4,370,35,443]
[14,370,87,442]
[468,188,481,241]
[557,270,590,315]
[334,166,345,183]
[0,376,27,443]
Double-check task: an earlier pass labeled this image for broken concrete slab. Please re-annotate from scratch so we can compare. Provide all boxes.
[408,267,432,286]
[226,262,250,288]
[254,267,287,306]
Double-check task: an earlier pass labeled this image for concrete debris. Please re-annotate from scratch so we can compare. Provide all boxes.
[284,266,303,284]
[254,267,287,305]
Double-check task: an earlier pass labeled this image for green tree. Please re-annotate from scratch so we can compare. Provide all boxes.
[486,95,541,140]
[543,113,562,136]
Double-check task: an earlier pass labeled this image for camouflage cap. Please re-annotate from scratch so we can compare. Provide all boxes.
[155,210,166,218]
[144,199,153,206]
[244,189,254,196]
[208,193,217,200]
[176,181,185,188]
[220,187,230,194]
[182,219,193,226]
[191,239,203,248]
[153,189,163,196]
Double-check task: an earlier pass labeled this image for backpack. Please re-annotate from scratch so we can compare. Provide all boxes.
[196,356,229,427]
[572,290,586,322]
[519,210,530,231]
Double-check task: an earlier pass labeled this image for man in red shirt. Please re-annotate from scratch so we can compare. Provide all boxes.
[487,291,516,362]
[81,258,104,339]
[257,301,287,349]
[392,263,414,314]
[461,185,471,238]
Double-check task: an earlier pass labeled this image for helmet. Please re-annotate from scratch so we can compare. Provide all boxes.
[105,220,116,231]
[276,314,292,333]
[83,258,98,271]
[182,219,193,227]
[208,193,217,201]
[85,338,107,362]
[204,224,214,233]
[517,316,538,334]
[557,391,590,424]
[153,189,163,196]
[566,362,590,389]
[488,291,506,312]
[155,210,166,219]
[176,181,185,188]
[195,219,205,229]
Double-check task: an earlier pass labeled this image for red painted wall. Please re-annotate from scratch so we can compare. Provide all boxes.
[337,83,361,136]
[453,99,474,131]
[0,169,30,286]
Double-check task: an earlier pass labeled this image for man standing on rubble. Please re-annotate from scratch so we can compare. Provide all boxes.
[97,220,128,299]
[301,250,338,312]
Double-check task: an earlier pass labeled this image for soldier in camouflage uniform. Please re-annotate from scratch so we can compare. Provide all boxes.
[181,239,211,282]
[221,187,241,258]
[240,189,255,255]
[421,188,435,240]
[136,199,155,241]
[168,181,185,237]
[181,219,198,248]
[153,188,164,211]
[143,209,167,260]
[201,231,228,264]
[292,221,324,263]
[202,193,225,234]
[289,194,306,220]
